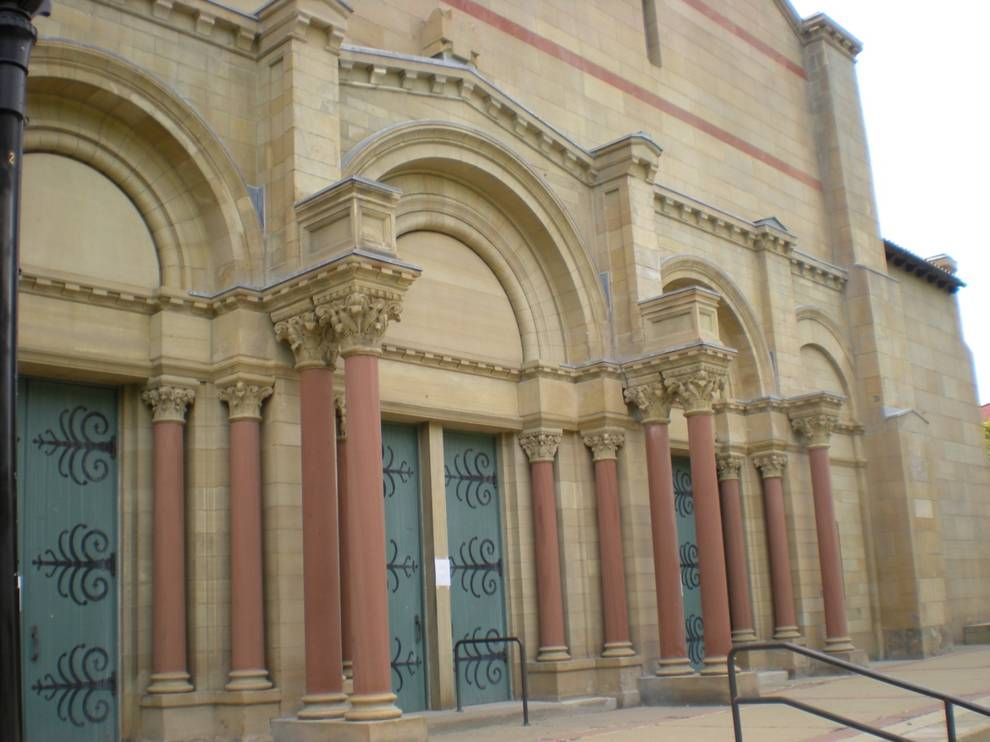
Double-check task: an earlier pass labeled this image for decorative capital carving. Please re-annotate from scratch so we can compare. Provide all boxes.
[790,413,837,448]
[519,428,562,463]
[663,364,728,415]
[314,289,401,355]
[715,451,745,481]
[582,428,625,461]
[623,381,672,424]
[752,452,788,479]
[218,379,273,421]
[273,310,336,369]
[334,393,346,440]
[142,385,196,423]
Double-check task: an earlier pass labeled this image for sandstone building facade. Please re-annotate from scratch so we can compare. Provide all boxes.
[15,0,990,740]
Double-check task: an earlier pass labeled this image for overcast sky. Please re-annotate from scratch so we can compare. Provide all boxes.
[788,1,990,405]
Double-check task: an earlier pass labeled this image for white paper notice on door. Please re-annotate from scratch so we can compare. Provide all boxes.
[435,557,451,587]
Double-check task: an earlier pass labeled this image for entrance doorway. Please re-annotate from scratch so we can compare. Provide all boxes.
[382,423,428,712]
[18,378,119,742]
[673,456,704,670]
[443,430,510,706]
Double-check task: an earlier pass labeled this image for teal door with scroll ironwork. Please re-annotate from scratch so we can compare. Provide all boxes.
[382,423,428,712]
[18,378,119,742]
[672,456,704,670]
[443,430,510,706]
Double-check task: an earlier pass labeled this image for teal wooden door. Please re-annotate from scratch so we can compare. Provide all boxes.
[444,430,510,706]
[382,423,427,712]
[672,457,704,670]
[18,379,119,742]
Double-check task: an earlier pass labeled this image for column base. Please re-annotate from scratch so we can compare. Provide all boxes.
[536,645,571,662]
[700,655,728,676]
[147,671,194,694]
[772,626,804,641]
[272,715,427,742]
[595,655,644,708]
[655,656,695,677]
[601,640,636,658]
[344,692,401,721]
[731,629,759,644]
[824,635,856,653]
[298,692,348,720]
[639,670,759,705]
[225,669,273,692]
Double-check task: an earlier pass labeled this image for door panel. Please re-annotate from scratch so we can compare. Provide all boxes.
[673,456,704,671]
[18,379,119,742]
[382,423,428,712]
[443,430,510,706]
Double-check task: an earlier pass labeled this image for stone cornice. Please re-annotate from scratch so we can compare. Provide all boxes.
[340,45,601,184]
[216,375,274,421]
[581,428,625,462]
[519,428,562,463]
[800,13,863,59]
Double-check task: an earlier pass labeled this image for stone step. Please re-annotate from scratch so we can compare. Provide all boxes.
[421,695,617,736]
[756,670,790,693]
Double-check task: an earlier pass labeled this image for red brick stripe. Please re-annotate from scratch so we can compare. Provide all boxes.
[441,0,822,191]
[678,0,807,79]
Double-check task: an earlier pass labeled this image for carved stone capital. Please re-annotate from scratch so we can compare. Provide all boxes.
[143,385,196,423]
[623,381,672,424]
[663,364,728,415]
[715,451,745,481]
[519,428,562,463]
[273,310,336,369]
[218,379,273,421]
[752,452,788,479]
[315,288,401,355]
[582,428,625,461]
[334,393,346,440]
[790,413,837,448]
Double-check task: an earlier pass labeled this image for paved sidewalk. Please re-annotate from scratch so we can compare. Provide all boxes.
[427,646,990,741]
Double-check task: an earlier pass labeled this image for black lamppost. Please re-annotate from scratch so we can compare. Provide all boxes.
[0,1,49,741]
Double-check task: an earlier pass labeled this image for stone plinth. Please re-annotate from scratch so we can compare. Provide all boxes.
[639,671,759,706]
[965,623,990,645]
[271,716,427,742]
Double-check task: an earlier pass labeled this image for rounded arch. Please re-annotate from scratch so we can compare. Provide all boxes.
[344,121,607,364]
[26,40,263,292]
[660,255,775,398]
[796,306,859,421]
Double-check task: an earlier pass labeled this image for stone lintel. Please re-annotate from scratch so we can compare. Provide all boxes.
[639,286,723,352]
[295,176,402,261]
[589,132,662,184]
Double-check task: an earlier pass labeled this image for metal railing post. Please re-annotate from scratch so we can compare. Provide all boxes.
[946,700,956,741]
[452,636,529,726]
[728,646,743,741]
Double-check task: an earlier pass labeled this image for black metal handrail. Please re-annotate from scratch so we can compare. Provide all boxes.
[729,641,990,741]
[453,635,529,726]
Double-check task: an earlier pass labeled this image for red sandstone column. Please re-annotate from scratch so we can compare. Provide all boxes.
[219,379,274,691]
[752,452,801,641]
[336,396,353,680]
[582,429,635,658]
[520,429,570,662]
[143,384,196,694]
[791,407,854,654]
[624,383,693,676]
[715,452,757,644]
[666,365,733,675]
[274,312,347,719]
